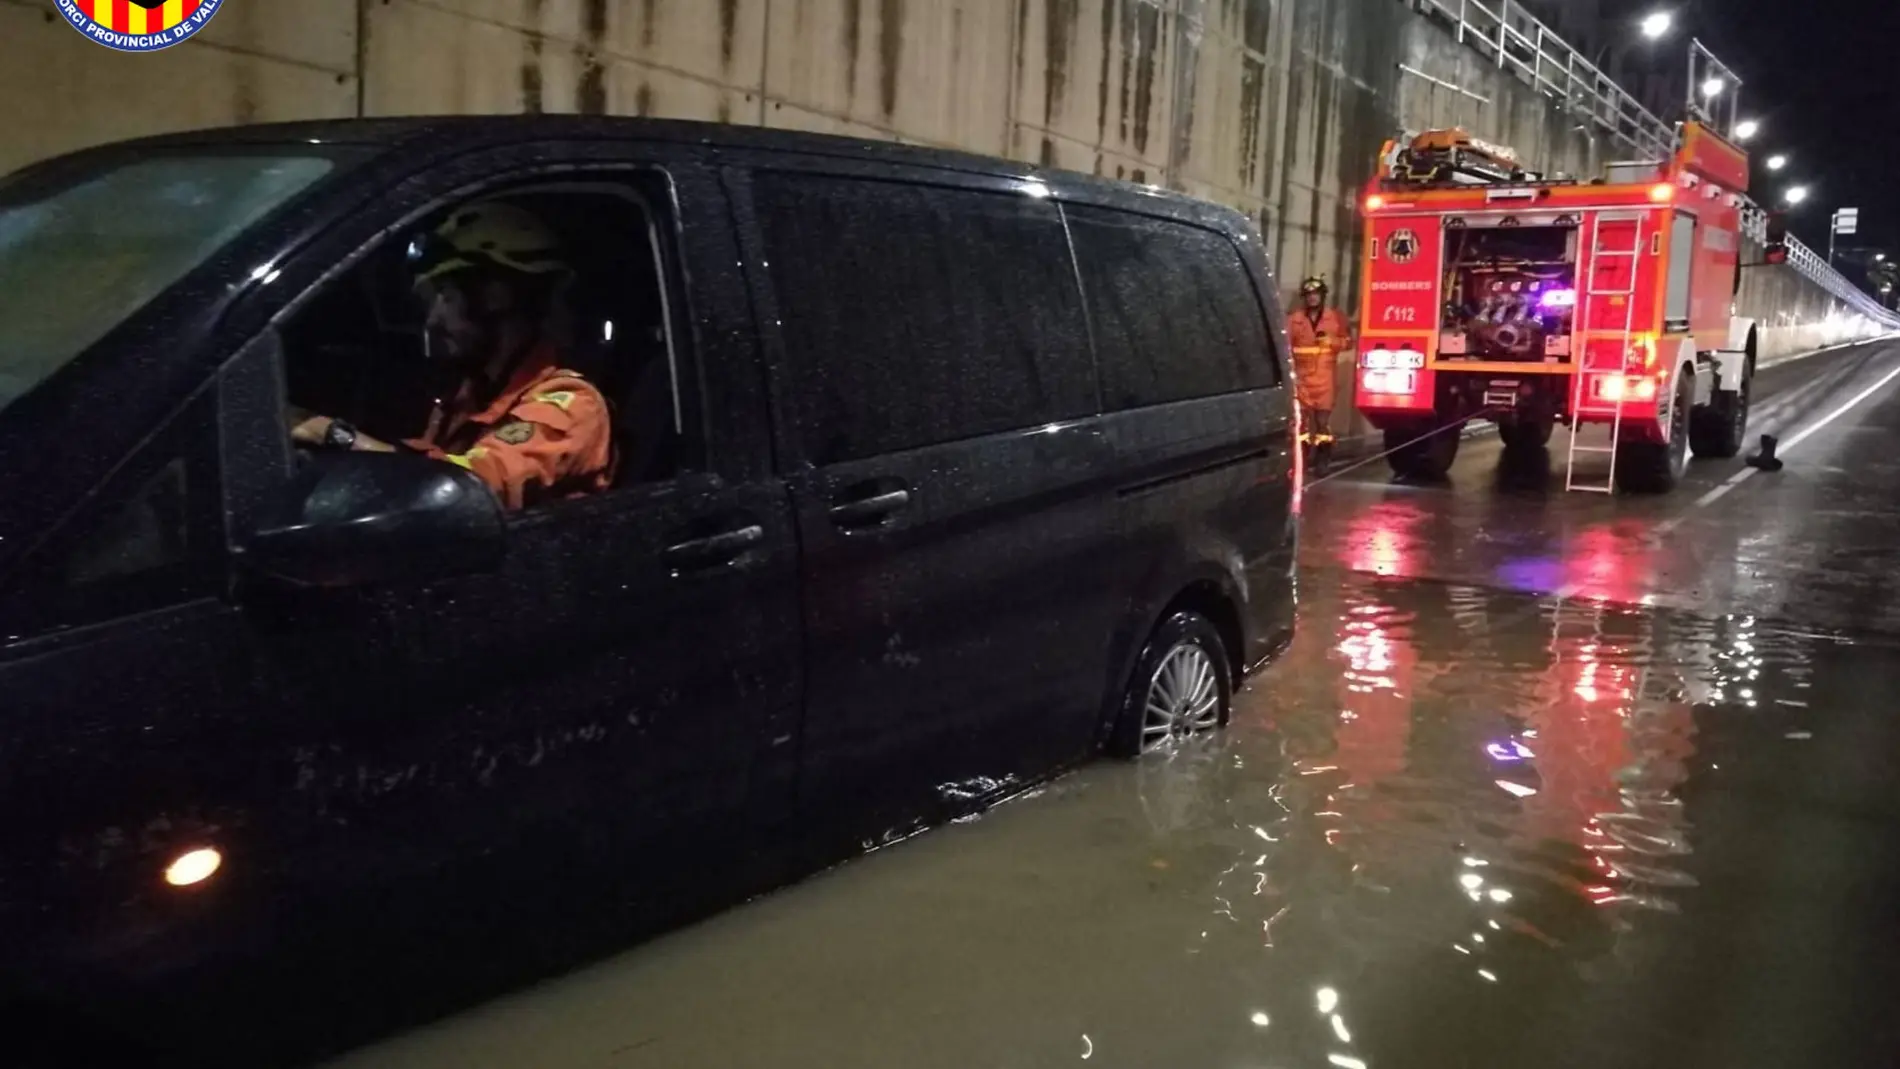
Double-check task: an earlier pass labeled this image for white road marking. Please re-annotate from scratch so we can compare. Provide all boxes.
[1690,469,1756,509]
[1779,364,1900,450]
[1657,360,1900,535]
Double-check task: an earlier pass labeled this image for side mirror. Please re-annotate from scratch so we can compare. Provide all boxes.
[1764,212,1789,266]
[242,451,504,588]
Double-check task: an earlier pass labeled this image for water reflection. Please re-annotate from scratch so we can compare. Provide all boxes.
[332,575,1900,1069]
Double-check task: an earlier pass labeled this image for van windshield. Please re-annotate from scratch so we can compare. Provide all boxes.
[0,152,337,413]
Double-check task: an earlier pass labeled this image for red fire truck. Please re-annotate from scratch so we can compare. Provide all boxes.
[1352,122,1759,493]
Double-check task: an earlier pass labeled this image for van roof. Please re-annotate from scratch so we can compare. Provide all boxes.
[50,115,1253,237]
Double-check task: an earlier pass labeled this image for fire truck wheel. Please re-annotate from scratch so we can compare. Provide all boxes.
[1496,416,1554,451]
[1614,375,1694,493]
[1385,422,1462,480]
[1689,371,1751,459]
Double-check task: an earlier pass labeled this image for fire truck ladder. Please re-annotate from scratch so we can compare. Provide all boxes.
[1564,212,1647,494]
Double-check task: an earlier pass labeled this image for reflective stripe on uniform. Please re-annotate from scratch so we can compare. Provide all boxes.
[441,446,488,470]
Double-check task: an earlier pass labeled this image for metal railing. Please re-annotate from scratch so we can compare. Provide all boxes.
[1407,0,1676,161]
[1403,0,1900,327]
[1743,209,1900,325]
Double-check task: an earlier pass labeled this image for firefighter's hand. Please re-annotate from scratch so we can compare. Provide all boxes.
[288,408,335,446]
[288,408,329,446]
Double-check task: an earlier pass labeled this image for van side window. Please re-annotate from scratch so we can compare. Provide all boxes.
[67,458,193,584]
[280,178,692,508]
[1065,206,1277,410]
[9,395,221,635]
[751,174,1095,464]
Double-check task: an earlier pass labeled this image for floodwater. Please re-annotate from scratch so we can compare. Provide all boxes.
[332,570,1900,1069]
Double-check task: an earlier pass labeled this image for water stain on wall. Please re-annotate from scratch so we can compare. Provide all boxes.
[521,0,547,113]
[579,0,609,114]
[845,0,863,102]
[1169,7,1198,181]
[1094,0,1115,150]
[1044,0,1078,128]
[1012,0,1031,145]
[878,0,904,119]
[720,0,740,68]
[640,0,660,50]
[1120,0,1159,155]
[1238,57,1264,190]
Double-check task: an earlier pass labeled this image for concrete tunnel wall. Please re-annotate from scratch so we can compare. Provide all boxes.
[2,0,1880,427]
[1736,237,1887,363]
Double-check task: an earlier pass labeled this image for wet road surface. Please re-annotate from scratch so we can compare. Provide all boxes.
[332,340,1900,1069]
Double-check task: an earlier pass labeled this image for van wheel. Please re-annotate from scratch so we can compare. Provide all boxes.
[1690,365,1752,459]
[1615,374,1694,493]
[1385,422,1461,480]
[1110,612,1233,757]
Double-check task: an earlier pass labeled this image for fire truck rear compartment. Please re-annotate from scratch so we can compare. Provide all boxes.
[1439,224,1579,364]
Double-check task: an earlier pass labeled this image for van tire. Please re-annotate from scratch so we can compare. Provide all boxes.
[1690,366,1751,459]
[1110,612,1233,758]
[1615,374,1694,493]
[1385,422,1461,480]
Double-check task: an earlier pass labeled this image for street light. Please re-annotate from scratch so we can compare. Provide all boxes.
[1767,154,1789,172]
[1734,119,1761,141]
[1702,77,1727,99]
[1785,186,1810,206]
[1598,10,1674,70]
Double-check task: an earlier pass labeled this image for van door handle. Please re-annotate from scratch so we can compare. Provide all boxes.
[663,524,765,569]
[828,489,911,527]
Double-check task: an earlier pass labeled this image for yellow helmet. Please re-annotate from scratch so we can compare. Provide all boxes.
[412,201,568,285]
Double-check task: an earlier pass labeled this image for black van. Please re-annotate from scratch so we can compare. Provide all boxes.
[0,118,1295,1062]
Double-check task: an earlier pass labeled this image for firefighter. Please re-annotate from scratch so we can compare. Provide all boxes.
[1288,276,1352,459]
[289,202,616,511]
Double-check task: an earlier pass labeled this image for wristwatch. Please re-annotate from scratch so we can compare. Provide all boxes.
[323,418,358,451]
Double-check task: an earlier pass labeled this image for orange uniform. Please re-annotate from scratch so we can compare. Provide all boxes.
[1287,306,1352,413]
[411,344,615,511]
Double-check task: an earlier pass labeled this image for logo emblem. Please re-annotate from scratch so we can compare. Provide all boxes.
[1386,228,1420,265]
[57,0,226,53]
[493,421,538,445]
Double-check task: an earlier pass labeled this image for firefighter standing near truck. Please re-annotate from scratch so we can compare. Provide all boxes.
[1289,276,1353,461]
